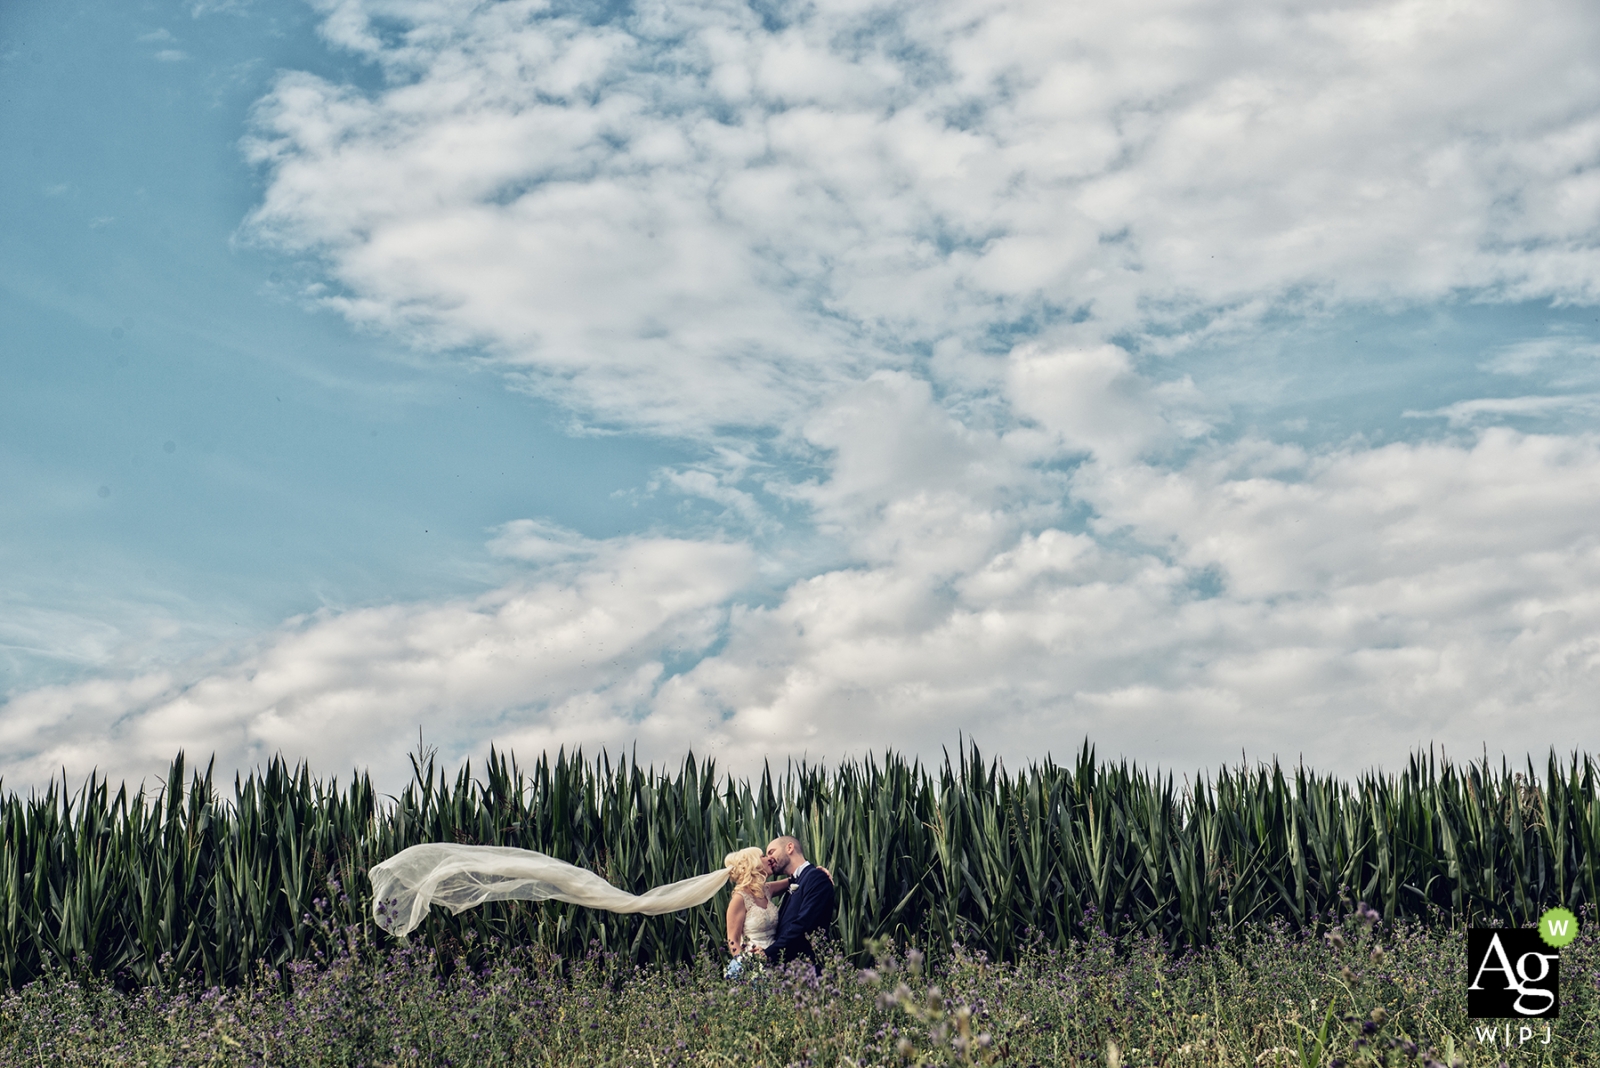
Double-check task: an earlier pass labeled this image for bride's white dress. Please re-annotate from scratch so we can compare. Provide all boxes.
[738,890,779,951]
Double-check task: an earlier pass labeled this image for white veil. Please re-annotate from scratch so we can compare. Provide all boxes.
[369,843,732,937]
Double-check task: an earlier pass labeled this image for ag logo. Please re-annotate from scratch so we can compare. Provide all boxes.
[1467,928,1559,1019]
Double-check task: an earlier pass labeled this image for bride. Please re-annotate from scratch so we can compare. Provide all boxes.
[722,848,831,976]
[366,839,829,954]
[723,847,784,957]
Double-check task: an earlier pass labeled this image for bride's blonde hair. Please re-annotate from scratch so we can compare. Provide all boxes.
[723,847,767,895]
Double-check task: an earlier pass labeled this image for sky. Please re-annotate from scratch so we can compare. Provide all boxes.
[2,0,1599,793]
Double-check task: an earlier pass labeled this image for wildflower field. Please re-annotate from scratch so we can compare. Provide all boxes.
[4,912,1596,1066]
[5,742,1600,1064]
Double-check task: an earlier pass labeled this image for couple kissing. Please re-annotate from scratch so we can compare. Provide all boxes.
[723,835,835,974]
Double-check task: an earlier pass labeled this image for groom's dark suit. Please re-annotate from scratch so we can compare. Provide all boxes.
[763,863,835,965]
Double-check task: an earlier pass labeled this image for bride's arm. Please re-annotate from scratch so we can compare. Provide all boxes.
[725,892,748,955]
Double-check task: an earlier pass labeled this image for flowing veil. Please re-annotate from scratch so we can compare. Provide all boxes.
[369,843,732,936]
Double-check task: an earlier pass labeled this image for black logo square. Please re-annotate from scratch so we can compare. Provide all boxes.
[1467,928,1559,1019]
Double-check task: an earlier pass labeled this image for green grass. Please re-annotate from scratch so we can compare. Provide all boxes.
[2,911,1592,1067]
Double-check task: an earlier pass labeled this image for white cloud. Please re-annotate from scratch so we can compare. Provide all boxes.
[485,518,600,563]
[10,0,1600,788]
[0,594,231,691]
[657,467,773,530]
[189,0,251,15]
[1481,334,1600,391]
[0,538,752,789]
[9,375,1600,789]
[648,423,1600,775]
[1486,337,1600,377]
[1409,394,1600,427]
[238,0,1600,437]
[1078,428,1600,601]
[1007,344,1211,462]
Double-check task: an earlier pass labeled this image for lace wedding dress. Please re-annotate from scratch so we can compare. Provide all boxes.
[737,890,779,951]
[723,888,779,978]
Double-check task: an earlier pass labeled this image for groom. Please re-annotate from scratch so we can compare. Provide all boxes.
[761,835,835,966]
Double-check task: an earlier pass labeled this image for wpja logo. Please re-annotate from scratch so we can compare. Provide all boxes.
[1466,908,1576,1020]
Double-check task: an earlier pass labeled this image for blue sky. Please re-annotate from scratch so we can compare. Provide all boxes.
[2,0,694,685]
[4,0,1600,791]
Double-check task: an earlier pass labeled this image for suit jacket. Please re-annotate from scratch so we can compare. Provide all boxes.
[764,863,835,965]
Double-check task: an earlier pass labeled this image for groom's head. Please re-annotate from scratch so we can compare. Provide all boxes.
[765,835,805,876]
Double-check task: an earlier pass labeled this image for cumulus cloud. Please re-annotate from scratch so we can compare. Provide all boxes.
[7,0,1600,788]
[240,0,1600,435]
[653,422,1600,775]
[1,538,752,789]
[9,373,1600,789]
[1007,344,1212,462]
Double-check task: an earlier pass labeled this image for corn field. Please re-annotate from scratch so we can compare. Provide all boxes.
[3,741,1599,990]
